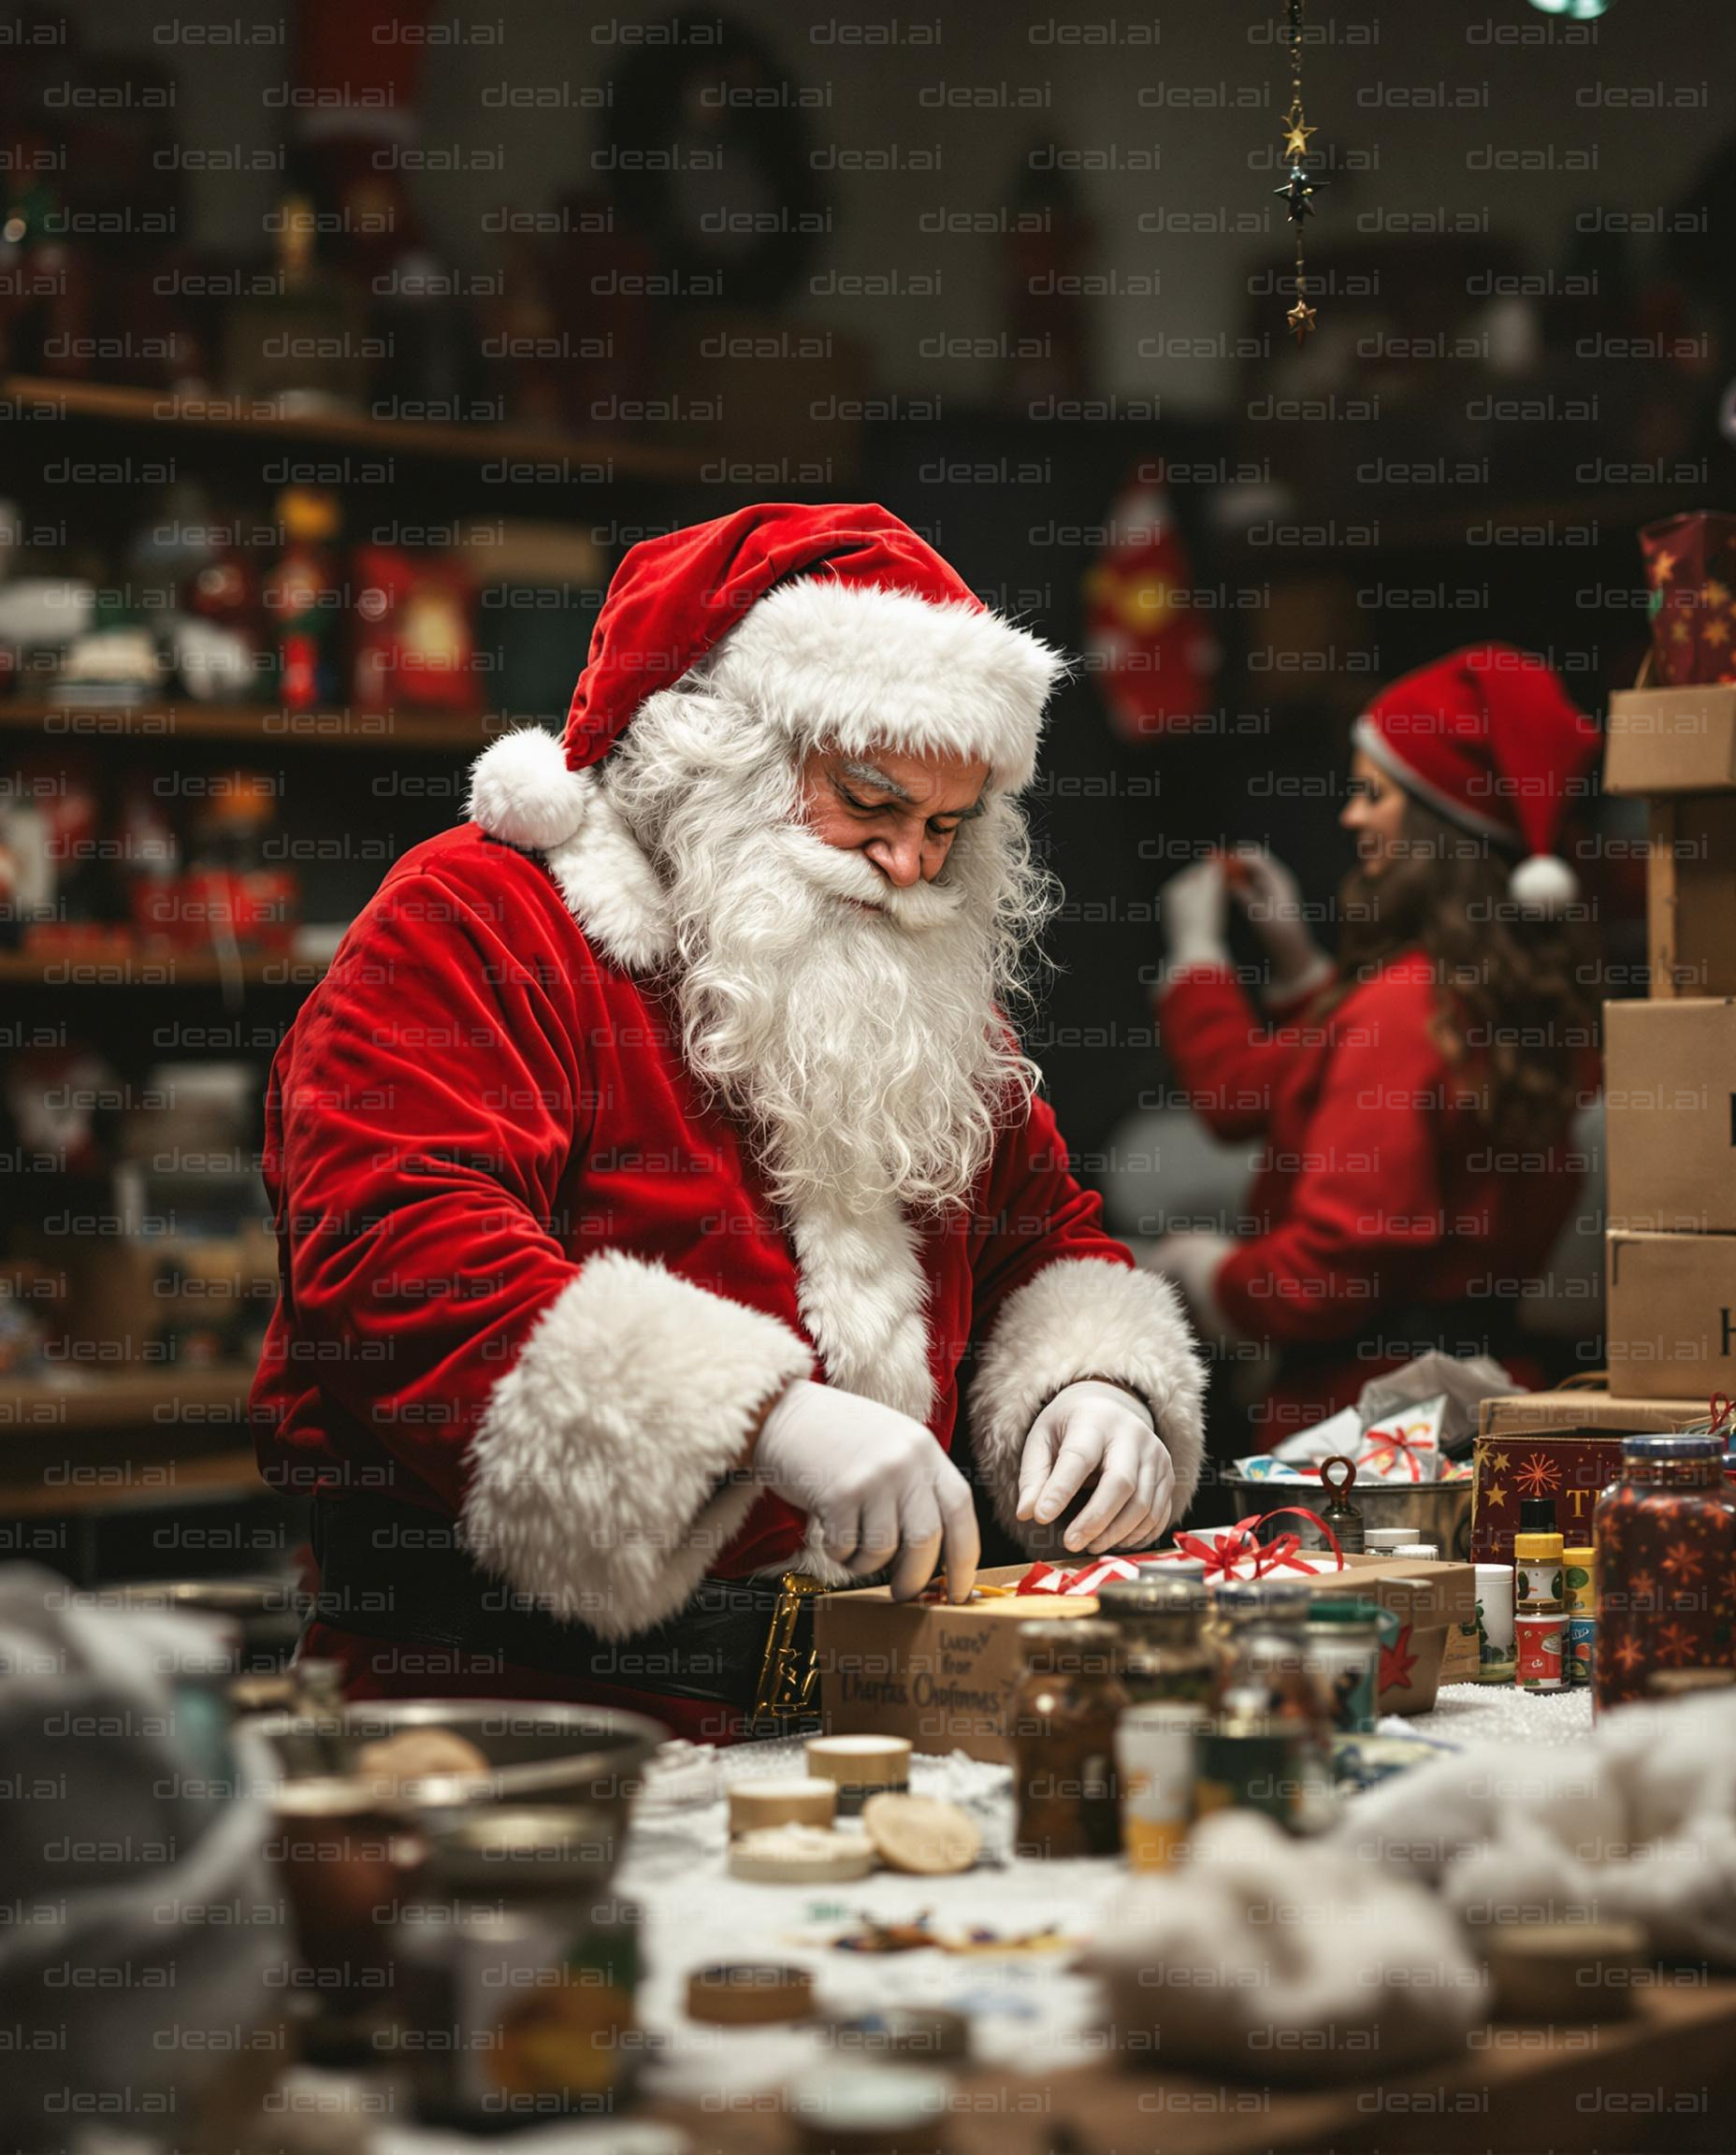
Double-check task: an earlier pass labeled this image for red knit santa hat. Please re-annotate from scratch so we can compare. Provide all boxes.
[1352,644,1600,914]
[469,502,1067,853]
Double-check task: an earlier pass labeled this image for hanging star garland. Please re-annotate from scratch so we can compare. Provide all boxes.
[1271,2,1328,346]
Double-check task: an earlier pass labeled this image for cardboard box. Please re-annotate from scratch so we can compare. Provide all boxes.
[1470,1432,1628,1559]
[815,1557,1475,1765]
[1646,796,1736,999]
[1605,684,1736,794]
[1606,1227,1736,1401]
[1477,1387,1710,1439]
[1606,998,1736,1230]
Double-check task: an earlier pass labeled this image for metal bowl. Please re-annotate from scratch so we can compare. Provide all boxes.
[245,1697,668,1824]
[1222,1476,1473,1561]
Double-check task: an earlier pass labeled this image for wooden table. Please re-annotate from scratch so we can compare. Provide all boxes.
[655,1970,1736,2155]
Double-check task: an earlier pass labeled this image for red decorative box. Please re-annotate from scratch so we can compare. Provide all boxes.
[1471,1435,1628,1562]
[1641,513,1736,687]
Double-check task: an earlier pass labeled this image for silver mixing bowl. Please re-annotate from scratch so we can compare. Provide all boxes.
[246,1696,667,1822]
[1222,1475,1473,1561]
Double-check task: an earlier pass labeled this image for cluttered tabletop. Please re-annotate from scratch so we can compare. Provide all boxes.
[16,1364,1736,2155]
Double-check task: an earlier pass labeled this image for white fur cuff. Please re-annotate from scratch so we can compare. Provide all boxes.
[968,1258,1208,1552]
[460,1252,814,1639]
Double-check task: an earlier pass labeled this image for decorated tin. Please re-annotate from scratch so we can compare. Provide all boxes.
[1515,1610,1568,1692]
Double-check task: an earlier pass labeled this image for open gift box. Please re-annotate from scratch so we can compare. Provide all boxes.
[814,1555,1475,1765]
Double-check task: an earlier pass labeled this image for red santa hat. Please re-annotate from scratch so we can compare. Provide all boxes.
[469,502,1067,853]
[1351,644,1600,915]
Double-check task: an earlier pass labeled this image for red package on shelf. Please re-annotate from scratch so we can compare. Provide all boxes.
[1641,513,1736,687]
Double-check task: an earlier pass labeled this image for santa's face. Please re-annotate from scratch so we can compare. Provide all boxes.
[797,745,991,898]
[605,695,1047,1217]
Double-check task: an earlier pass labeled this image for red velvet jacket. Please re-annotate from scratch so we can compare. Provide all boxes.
[253,809,1206,1735]
[1156,954,1592,1441]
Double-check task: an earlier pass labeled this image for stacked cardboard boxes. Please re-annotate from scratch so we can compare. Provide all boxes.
[1601,679,1736,1402]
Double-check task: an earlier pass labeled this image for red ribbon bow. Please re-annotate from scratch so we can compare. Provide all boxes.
[1165,1506,1347,1582]
[1360,1423,1434,1482]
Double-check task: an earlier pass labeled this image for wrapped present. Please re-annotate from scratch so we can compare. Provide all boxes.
[1641,512,1736,687]
[1015,1555,1145,1597]
[1357,1396,1448,1482]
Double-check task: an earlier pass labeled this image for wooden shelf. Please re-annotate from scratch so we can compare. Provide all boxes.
[0,1366,253,1436]
[4,373,705,482]
[0,698,521,752]
[0,949,329,986]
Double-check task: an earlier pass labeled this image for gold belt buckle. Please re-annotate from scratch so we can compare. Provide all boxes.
[750,1569,827,1733]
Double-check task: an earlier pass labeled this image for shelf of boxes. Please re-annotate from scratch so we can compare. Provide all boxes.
[1600,674,1736,1403]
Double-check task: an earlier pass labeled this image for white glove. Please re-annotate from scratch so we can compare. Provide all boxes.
[1158,858,1229,975]
[1224,847,1333,1002]
[755,1378,980,1602]
[1015,1381,1174,1555]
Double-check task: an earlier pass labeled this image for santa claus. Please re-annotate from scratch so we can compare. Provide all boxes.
[252,502,1206,1740]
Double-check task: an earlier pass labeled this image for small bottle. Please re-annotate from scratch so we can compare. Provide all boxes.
[1514,1509,1565,1613]
[1474,1563,1516,1684]
[1317,1454,1365,1555]
[1562,1545,1597,1688]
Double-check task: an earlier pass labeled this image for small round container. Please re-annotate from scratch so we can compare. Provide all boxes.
[1474,1563,1516,1684]
[788,2061,954,2155]
[1561,1546,1597,1614]
[1302,1598,1383,1733]
[1116,1700,1209,1872]
[1566,1613,1597,1687]
[1388,1541,1439,1564]
[1513,1530,1565,1611]
[804,1736,911,1817]
[819,2006,972,2063]
[1193,1715,1309,1834]
[1096,1575,1214,1712]
[728,1778,837,1837]
[1515,1609,1568,1692]
[1363,1527,1420,1554]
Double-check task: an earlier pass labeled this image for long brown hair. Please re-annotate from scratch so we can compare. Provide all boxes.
[1311,795,1599,1152]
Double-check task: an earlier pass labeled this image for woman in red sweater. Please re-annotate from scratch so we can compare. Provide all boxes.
[1150,645,1603,1452]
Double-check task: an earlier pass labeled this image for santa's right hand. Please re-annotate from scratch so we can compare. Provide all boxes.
[754,1378,980,1603]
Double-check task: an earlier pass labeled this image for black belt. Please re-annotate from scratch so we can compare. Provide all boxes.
[309,1494,817,1717]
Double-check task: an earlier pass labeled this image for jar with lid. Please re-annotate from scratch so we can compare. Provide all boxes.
[1206,1579,1313,1697]
[1301,1598,1384,1733]
[1221,1623,1335,1830]
[1010,1619,1127,1859]
[1594,1434,1736,1714]
[1094,1576,1214,1711]
[395,1806,642,2128]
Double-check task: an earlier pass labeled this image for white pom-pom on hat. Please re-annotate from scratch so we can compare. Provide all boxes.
[1509,852,1578,916]
[466,726,592,851]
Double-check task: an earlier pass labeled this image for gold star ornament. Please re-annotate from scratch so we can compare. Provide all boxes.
[1283,118,1317,158]
[1287,296,1317,344]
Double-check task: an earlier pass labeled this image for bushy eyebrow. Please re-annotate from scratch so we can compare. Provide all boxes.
[834,759,987,820]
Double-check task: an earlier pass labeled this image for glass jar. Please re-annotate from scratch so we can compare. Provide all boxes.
[1094,1577,1214,1712]
[1010,1619,1127,1859]
[1206,1579,1313,1697]
[1594,1434,1736,1715]
[1301,1598,1384,1733]
[1221,1623,1335,1830]
[397,1808,641,2128]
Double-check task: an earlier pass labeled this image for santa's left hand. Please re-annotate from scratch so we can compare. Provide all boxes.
[1016,1381,1174,1555]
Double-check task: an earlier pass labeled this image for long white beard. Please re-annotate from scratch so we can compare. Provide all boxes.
[604,677,1051,1218]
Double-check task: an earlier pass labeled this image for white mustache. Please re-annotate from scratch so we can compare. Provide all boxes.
[774,822,967,933]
